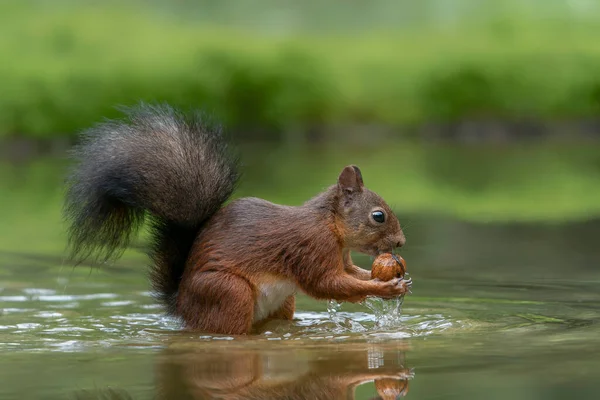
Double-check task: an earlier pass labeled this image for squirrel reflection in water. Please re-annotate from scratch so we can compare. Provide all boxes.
[155,343,413,400]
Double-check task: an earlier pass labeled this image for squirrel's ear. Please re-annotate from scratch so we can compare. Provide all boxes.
[338,165,364,194]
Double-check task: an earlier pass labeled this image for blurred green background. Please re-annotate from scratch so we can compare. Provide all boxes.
[3,0,600,140]
[2,0,600,243]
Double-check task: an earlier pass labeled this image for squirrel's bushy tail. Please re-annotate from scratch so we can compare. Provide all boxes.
[63,103,239,312]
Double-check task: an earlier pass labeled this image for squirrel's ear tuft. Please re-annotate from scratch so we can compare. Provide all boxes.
[338,165,364,194]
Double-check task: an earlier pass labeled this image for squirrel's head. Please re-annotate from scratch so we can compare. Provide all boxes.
[335,165,406,257]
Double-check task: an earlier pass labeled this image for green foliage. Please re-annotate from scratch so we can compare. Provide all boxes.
[2,1,600,139]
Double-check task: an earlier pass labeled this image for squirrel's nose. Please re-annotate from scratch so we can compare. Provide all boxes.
[396,235,406,248]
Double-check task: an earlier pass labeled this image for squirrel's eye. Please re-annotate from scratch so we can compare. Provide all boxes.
[371,210,385,223]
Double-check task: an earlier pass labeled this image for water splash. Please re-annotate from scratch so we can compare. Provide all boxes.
[326,300,343,325]
[327,300,350,332]
[327,295,406,331]
[326,300,368,333]
[327,296,404,332]
[364,295,405,329]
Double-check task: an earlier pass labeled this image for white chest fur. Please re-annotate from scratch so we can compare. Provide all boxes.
[253,279,297,323]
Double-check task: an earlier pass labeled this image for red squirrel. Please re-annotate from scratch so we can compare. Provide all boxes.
[64,103,411,335]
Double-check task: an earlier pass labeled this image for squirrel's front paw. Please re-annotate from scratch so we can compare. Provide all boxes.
[377,277,412,299]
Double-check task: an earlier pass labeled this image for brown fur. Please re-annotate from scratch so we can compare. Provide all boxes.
[176,165,409,334]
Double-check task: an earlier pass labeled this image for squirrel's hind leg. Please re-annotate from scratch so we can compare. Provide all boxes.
[251,295,296,334]
[177,270,255,335]
[269,295,295,320]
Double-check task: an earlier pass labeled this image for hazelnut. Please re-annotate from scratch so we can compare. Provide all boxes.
[371,253,406,281]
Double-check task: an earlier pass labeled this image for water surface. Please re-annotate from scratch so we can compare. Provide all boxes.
[2,215,600,399]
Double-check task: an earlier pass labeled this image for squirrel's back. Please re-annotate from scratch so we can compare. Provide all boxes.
[63,103,239,312]
[184,196,338,275]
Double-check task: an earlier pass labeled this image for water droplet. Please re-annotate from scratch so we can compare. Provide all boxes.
[364,295,405,329]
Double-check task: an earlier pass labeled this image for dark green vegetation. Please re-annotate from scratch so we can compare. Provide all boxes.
[3,0,600,140]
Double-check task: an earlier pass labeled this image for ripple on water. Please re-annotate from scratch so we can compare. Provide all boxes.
[16,323,42,330]
[34,311,63,318]
[102,301,134,307]
[2,308,29,314]
[1,293,118,302]
[0,308,465,352]
[38,293,118,301]
[1,286,467,352]
[23,288,57,296]
[0,296,28,302]
[44,327,95,333]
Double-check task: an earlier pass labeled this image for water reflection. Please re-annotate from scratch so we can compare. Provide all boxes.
[155,342,413,400]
